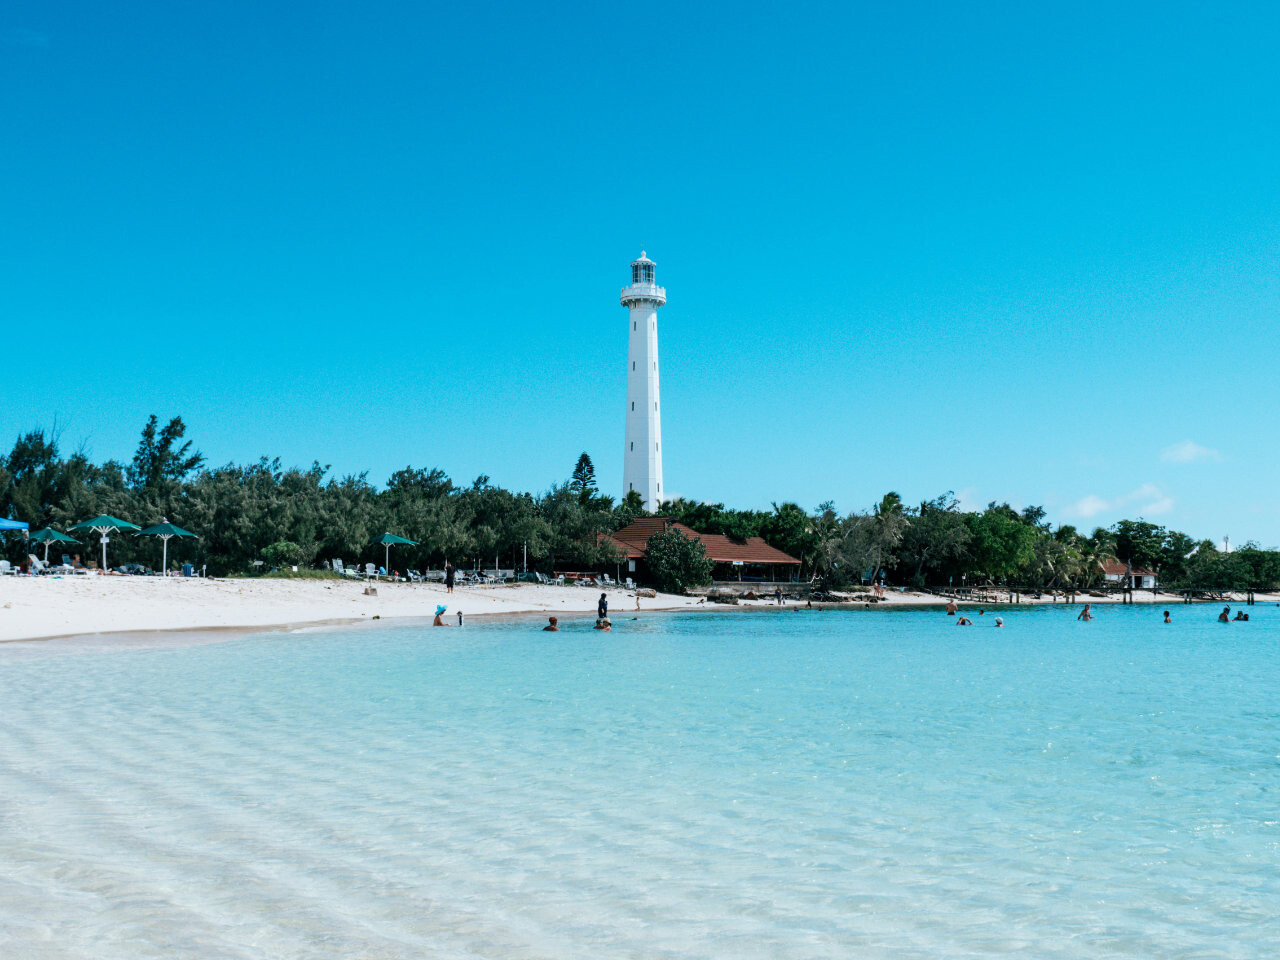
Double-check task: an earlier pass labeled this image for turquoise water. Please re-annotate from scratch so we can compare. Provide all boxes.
[1,606,1278,959]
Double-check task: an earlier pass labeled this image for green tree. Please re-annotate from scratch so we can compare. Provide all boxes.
[128,415,204,491]
[645,527,713,593]
[569,452,598,503]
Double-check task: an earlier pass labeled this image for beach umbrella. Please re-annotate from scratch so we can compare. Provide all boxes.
[0,518,28,531]
[370,532,418,574]
[69,515,141,572]
[135,519,198,577]
[28,527,80,562]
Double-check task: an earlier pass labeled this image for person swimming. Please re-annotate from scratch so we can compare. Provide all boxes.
[543,616,559,632]
[957,617,972,626]
[433,604,448,626]
[1163,610,1171,623]
[1234,611,1249,621]
[1219,606,1231,623]
[594,617,611,631]
[994,617,1003,627]
[1078,604,1094,621]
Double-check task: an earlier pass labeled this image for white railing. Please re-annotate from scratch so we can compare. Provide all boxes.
[620,283,666,304]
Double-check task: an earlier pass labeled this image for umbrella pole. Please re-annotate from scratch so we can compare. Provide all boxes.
[385,543,390,574]
[100,528,108,573]
[44,541,50,563]
[163,536,169,577]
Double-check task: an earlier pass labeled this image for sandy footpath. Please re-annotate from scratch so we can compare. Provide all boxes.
[1,575,1274,644]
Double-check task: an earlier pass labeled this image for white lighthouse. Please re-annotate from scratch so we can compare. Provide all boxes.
[621,251,665,509]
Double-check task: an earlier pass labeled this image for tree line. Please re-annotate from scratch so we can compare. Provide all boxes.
[2,417,1277,592]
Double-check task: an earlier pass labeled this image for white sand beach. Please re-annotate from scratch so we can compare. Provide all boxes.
[2,575,1274,644]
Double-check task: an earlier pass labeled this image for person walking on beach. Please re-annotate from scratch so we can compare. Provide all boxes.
[445,563,455,594]
[598,592,608,620]
[1078,604,1094,621]
[775,586,783,605]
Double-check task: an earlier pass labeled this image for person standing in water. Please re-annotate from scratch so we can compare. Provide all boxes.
[1078,604,1094,621]
[598,592,608,620]
[1163,610,1171,623]
[543,616,559,632]
[945,598,957,615]
[1219,606,1231,622]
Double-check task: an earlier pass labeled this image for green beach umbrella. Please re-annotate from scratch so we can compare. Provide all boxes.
[69,515,142,572]
[136,519,199,577]
[370,532,418,574]
[28,526,80,563]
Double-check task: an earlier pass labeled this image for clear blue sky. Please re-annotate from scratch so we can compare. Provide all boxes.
[3,2,1278,544]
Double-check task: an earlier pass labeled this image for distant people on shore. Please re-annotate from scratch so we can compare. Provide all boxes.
[543,616,559,632]
[1078,604,1094,621]
[445,563,455,594]
[1163,610,1172,623]
[945,598,957,615]
[1219,606,1231,622]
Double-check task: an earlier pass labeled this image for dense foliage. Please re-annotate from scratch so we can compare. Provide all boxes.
[644,528,714,594]
[2,417,1277,591]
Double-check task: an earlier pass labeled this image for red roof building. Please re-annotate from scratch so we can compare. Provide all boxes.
[1100,560,1156,589]
[605,517,801,584]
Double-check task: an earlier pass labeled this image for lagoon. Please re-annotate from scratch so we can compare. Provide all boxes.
[1,606,1277,958]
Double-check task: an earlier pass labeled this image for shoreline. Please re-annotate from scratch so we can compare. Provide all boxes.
[2,575,1275,647]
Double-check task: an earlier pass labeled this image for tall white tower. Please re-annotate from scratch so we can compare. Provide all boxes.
[621,251,665,509]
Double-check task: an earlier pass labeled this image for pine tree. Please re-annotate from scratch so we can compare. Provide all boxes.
[570,452,597,502]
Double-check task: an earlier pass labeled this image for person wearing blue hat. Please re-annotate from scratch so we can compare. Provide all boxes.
[434,604,448,626]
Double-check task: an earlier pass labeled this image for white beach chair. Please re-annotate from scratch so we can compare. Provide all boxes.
[28,555,49,575]
[364,563,377,579]
[624,578,635,590]
[0,560,15,576]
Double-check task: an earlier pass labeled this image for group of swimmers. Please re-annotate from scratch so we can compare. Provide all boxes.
[946,598,1257,627]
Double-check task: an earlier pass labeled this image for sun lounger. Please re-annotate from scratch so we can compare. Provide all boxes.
[28,555,50,575]
[0,560,16,576]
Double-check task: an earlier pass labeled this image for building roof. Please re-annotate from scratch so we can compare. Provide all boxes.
[607,517,801,565]
[1101,560,1156,576]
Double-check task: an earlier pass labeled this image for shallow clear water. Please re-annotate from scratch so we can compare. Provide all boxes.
[1,605,1278,959]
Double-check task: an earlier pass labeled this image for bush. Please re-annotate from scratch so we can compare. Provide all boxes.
[263,540,305,567]
[645,528,713,594]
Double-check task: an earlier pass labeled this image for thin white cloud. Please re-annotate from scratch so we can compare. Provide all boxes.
[1161,440,1221,464]
[1065,483,1174,520]
[954,487,982,512]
